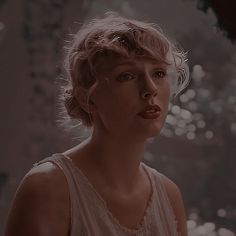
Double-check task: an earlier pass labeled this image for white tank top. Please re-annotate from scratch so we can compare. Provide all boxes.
[33,153,179,236]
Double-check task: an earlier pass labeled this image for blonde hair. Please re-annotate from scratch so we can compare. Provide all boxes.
[58,12,189,129]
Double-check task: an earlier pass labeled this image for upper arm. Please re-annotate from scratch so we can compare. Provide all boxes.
[4,162,70,236]
[161,175,188,236]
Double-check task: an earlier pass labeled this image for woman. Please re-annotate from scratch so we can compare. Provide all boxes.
[5,12,190,236]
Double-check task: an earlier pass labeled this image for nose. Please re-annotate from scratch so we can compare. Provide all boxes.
[140,74,158,100]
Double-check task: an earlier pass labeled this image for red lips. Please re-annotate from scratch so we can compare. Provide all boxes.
[138,105,161,113]
[138,105,161,119]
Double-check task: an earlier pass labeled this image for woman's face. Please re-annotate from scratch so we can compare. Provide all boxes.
[90,54,172,140]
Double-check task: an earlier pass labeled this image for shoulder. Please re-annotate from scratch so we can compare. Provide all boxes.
[145,165,182,203]
[4,161,70,236]
[148,167,183,207]
[159,173,181,200]
[20,161,69,204]
[160,173,188,236]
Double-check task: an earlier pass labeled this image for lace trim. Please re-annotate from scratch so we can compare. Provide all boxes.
[60,153,155,234]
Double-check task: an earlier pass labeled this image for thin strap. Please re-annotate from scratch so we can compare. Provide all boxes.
[32,154,79,235]
[142,164,178,236]
[49,153,99,235]
[62,155,155,234]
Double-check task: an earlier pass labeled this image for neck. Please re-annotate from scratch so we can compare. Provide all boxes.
[80,130,148,192]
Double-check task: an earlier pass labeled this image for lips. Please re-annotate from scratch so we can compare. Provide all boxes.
[138,105,161,119]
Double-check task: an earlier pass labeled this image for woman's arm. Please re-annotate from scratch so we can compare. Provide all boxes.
[161,175,188,236]
[4,162,70,236]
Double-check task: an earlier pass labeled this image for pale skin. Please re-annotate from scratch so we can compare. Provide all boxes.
[5,55,188,236]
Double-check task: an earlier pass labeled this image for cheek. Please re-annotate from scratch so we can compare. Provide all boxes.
[162,81,171,103]
[94,89,132,119]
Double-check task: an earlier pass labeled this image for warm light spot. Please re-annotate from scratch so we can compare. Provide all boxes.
[180,109,192,120]
[205,130,214,139]
[218,228,235,236]
[217,209,227,217]
[231,123,236,132]
[203,222,216,231]
[0,22,5,31]
[196,225,207,235]
[187,132,196,140]
[228,96,236,104]
[192,64,205,81]
[177,120,186,128]
[161,127,174,138]
[175,128,185,136]
[166,114,177,125]
[187,124,196,132]
[189,212,199,221]
[187,220,197,229]
[197,120,206,128]
[171,105,181,115]
[180,94,189,103]
[186,89,196,99]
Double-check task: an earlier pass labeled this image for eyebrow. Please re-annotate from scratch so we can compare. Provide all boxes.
[106,61,134,74]
[111,60,169,71]
[111,61,136,68]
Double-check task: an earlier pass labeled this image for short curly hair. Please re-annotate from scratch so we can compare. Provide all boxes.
[57,12,189,129]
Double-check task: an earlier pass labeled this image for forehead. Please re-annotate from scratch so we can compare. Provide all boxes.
[94,53,173,75]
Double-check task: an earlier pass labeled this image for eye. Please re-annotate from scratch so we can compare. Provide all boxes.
[153,70,167,79]
[117,72,135,82]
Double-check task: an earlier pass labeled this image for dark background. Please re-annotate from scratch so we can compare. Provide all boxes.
[0,0,236,235]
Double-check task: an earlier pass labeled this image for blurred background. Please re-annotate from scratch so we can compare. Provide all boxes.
[0,0,236,235]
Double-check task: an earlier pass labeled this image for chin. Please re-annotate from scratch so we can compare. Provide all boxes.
[146,128,162,138]
[128,116,166,139]
[138,123,163,140]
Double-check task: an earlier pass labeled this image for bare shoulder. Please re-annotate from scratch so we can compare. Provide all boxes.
[160,174,188,236]
[160,174,181,200]
[4,161,70,236]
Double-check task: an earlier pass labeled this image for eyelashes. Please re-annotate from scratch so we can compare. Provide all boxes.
[117,72,135,81]
[116,69,167,82]
[152,70,167,79]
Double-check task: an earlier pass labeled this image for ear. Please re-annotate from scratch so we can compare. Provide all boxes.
[74,86,97,113]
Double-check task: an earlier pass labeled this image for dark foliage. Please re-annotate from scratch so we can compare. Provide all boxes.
[197,0,236,42]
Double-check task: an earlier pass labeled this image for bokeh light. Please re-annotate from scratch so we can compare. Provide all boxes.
[171,105,181,115]
[197,120,206,128]
[205,130,214,139]
[192,64,205,82]
[218,228,235,236]
[217,209,227,218]
[187,132,196,140]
